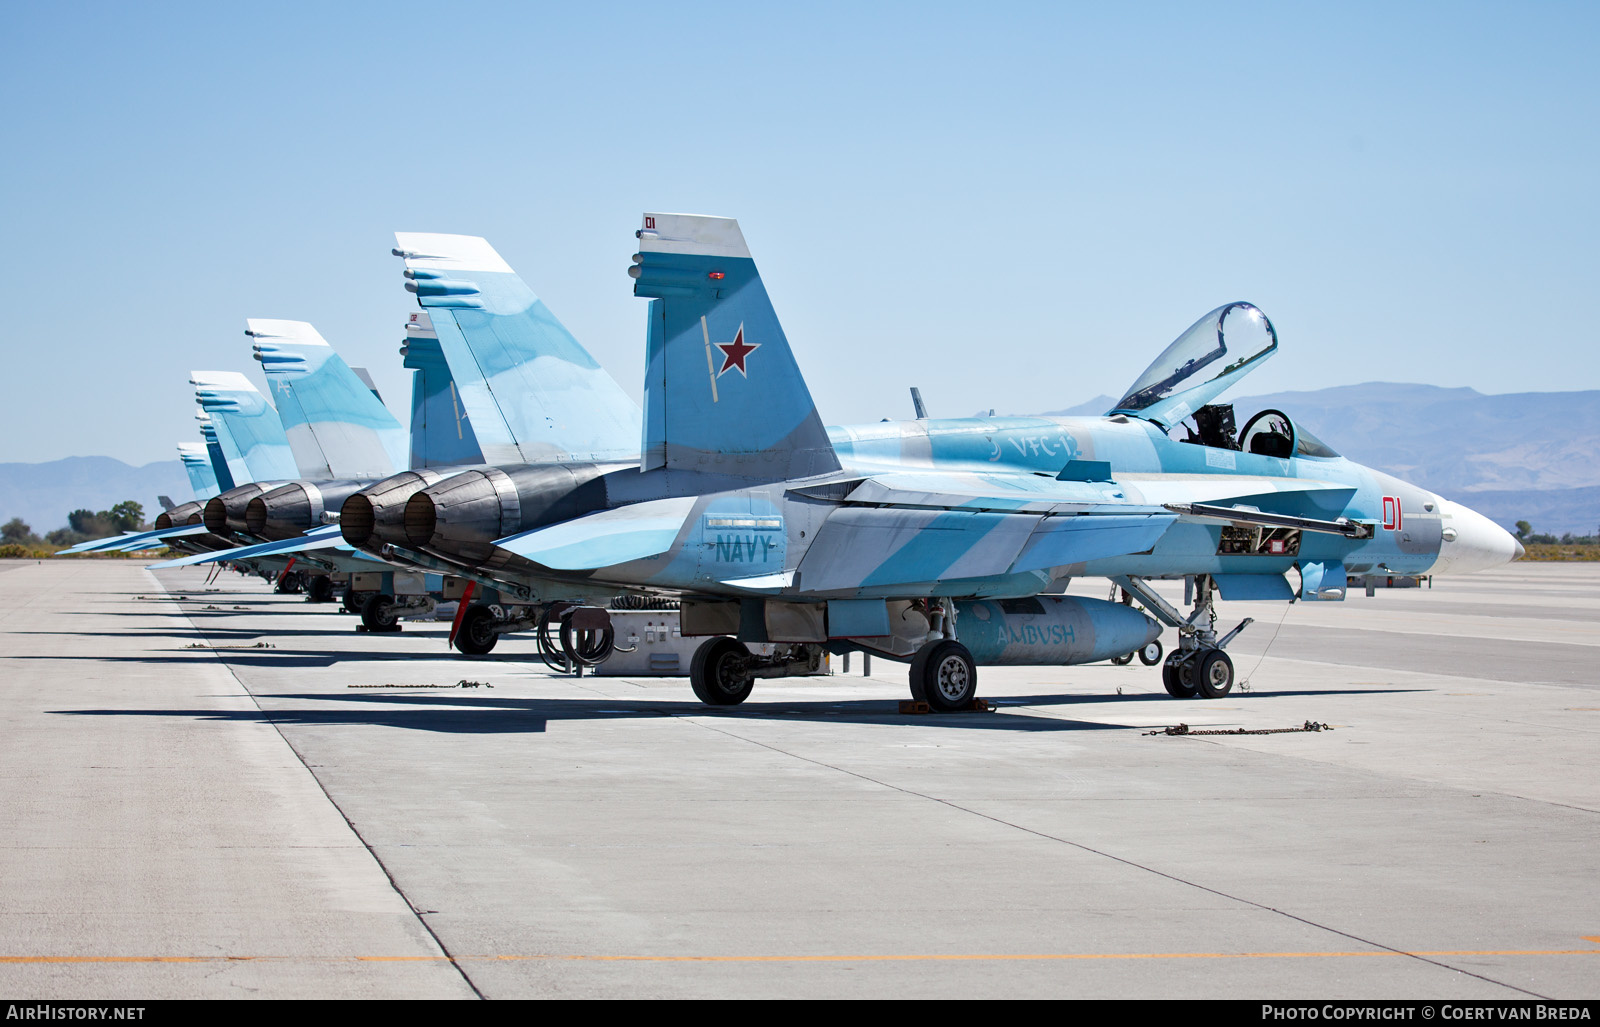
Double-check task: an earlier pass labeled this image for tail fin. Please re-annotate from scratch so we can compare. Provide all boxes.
[392,232,641,465]
[247,319,407,479]
[400,310,485,468]
[196,410,240,491]
[631,213,839,481]
[191,371,299,482]
[176,442,220,500]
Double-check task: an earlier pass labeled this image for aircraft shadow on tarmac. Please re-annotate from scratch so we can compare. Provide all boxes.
[48,686,1424,735]
[8,650,443,667]
[14,627,398,640]
[49,694,1108,734]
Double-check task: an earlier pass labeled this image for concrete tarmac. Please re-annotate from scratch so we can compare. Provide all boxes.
[0,559,1596,999]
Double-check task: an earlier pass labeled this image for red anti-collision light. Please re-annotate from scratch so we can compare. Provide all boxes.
[708,271,725,280]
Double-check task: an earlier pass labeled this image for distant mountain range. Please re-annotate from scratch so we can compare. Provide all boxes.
[5,383,1596,538]
[1036,384,1600,536]
[0,457,190,536]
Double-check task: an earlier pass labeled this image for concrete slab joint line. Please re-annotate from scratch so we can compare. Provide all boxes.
[3,560,1597,999]
[161,568,487,1000]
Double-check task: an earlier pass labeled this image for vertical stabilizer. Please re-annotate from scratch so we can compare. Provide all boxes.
[400,311,484,469]
[196,409,240,491]
[392,232,641,465]
[247,319,407,479]
[631,213,839,481]
[191,371,299,482]
[177,441,220,500]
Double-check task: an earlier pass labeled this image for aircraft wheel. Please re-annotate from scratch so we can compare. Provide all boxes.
[361,593,398,630]
[305,576,334,604]
[453,604,499,655]
[342,589,366,614]
[911,640,977,712]
[1196,649,1235,699]
[690,637,754,706]
[1138,639,1164,666]
[1162,652,1199,699]
[1110,652,1134,666]
[275,572,304,595]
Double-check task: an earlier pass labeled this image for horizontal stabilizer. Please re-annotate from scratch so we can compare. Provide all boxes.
[495,497,697,571]
[62,523,210,554]
[146,525,348,568]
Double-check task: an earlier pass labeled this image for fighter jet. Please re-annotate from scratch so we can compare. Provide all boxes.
[387,213,1520,708]
[68,324,408,579]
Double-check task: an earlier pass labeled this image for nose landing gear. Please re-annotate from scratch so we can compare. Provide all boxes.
[1117,575,1251,701]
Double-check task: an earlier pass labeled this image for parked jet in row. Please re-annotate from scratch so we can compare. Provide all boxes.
[285,215,1520,708]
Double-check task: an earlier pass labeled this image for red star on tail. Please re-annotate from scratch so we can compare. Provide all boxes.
[715,325,759,377]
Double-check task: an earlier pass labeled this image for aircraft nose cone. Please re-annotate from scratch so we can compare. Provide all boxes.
[1433,500,1522,575]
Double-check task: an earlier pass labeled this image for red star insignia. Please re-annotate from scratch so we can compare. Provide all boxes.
[714,324,759,377]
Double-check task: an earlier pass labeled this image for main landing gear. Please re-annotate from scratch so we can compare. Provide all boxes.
[909,637,977,712]
[1161,647,1234,699]
[686,637,826,706]
[1116,575,1253,701]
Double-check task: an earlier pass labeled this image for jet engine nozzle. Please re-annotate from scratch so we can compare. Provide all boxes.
[408,464,617,567]
[246,480,368,541]
[204,483,274,537]
[155,501,205,531]
[340,470,446,549]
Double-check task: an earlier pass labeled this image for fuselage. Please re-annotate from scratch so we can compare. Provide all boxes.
[393,411,1519,604]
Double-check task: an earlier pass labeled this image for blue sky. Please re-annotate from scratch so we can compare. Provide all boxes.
[2,1,1595,465]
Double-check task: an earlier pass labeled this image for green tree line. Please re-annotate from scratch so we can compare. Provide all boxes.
[1,501,147,550]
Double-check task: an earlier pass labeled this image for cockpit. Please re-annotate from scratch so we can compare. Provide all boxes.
[1109,302,1340,460]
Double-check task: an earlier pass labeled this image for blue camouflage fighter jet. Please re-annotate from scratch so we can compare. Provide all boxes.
[382,213,1520,710]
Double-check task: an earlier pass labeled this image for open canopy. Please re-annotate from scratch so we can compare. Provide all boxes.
[1109,302,1278,426]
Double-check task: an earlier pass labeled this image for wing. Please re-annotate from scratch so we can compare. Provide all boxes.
[791,471,1178,595]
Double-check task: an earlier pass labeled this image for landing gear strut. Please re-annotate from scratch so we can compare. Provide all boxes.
[686,637,826,707]
[1117,575,1251,700]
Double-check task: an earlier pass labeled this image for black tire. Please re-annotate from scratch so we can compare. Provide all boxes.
[305,575,334,604]
[1138,639,1164,666]
[690,637,754,706]
[1110,652,1134,666]
[361,593,398,630]
[275,571,304,595]
[342,589,366,614]
[453,604,499,655]
[1162,652,1199,698]
[910,640,977,712]
[1196,649,1235,699]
